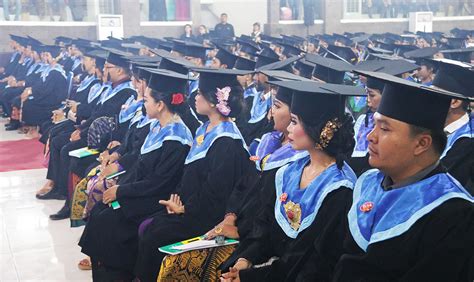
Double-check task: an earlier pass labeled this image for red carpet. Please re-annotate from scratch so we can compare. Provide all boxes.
[0,139,45,172]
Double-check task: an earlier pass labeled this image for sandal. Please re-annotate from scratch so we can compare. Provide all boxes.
[36,181,53,196]
[78,258,92,271]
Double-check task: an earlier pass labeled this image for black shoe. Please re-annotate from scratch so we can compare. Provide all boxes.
[36,190,66,200]
[5,123,20,131]
[49,204,70,220]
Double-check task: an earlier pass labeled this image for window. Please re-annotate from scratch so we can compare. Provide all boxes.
[0,0,119,22]
[343,0,474,20]
[279,0,323,21]
[140,0,191,22]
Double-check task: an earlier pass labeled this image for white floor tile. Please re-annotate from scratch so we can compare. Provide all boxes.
[0,124,92,281]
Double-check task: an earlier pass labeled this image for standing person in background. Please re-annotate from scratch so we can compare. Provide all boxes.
[180,24,195,42]
[214,13,235,39]
[251,22,262,42]
[195,25,210,44]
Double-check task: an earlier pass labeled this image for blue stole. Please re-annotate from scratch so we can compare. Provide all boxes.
[244,85,258,99]
[35,63,49,74]
[76,75,98,92]
[26,62,40,76]
[21,57,32,67]
[185,121,248,165]
[352,112,374,157]
[99,81,135,104]
[119,96,143,124]
[40,64,66,82]
[141,120,193,154]
[129,111,155,128]
[188,78,199,95]
[275,156,356,238]
[72,57,82,71]
[348,169,473,252]
[136,115,155,128]
[10,52,20,63]
[249,91,272,124]
[440,118,473,159]
[88,83,109,104]
[255,131,308,171]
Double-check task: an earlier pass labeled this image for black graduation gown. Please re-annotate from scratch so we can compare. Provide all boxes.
[334,168,474,282]
[22,69,67,126]
[228,177,353,282]
[348,154,371,177]
[441,137,474,195]
[134,137,252,281]
[38,79,100,143]
[77,86,136,140]
[61,57,74,73]
[69,78,100,122]
[0,52,20,78]
[79,140,190,274]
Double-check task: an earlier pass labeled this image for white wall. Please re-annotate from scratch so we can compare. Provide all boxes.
[200,0,267,37]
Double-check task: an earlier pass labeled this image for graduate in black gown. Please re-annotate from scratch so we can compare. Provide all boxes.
[0,35,22,80]
[39,50,136,219]
[79,68,195,281]
[156,83,308,281]
[38,49,102,146]
[334,71,474,281]
[134,68,253,281]
[2,38,42,130]
[21,45,67,134]
[221,80,360,282]
[431,60,474,195]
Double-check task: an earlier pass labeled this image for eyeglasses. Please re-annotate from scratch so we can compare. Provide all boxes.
[104,66,119,70]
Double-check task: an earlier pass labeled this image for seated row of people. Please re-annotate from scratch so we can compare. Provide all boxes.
[0,32,472,281]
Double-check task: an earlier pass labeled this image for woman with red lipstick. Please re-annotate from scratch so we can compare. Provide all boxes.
[221,80,363,282]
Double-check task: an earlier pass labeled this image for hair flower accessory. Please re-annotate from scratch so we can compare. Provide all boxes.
[215,86,231,116]
[171,93,185,105]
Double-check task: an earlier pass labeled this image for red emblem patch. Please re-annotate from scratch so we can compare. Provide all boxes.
[360,201,374,213]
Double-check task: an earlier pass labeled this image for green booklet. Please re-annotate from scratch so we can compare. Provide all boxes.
[68,147,100,158]
[159,236,239,255]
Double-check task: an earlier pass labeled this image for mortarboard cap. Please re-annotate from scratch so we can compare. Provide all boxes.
[357,70,467,131]
[103,48,131,68]
[42,45,62,58]
[440,47,474,63]
[294,58,315,79]
[191,67,250,94]
[215,48,238,69]
[306,53,352,84]
[256,55,301,72]
[327,45,358,64]
[269,80,364,125]
[142,67,194,94]
[431,58,474,98]
[234,56,256,71]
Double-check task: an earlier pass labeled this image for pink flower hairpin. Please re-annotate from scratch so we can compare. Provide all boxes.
[215,86,231,116]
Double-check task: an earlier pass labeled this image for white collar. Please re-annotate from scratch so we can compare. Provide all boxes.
[444,114,469,135]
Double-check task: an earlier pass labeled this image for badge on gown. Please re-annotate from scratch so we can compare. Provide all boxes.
[284,201,302,230]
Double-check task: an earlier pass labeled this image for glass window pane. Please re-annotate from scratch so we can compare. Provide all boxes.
[0,0,118,21]
[279,0,323,21]
[343,0,474,20]
[140,0,191,22]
